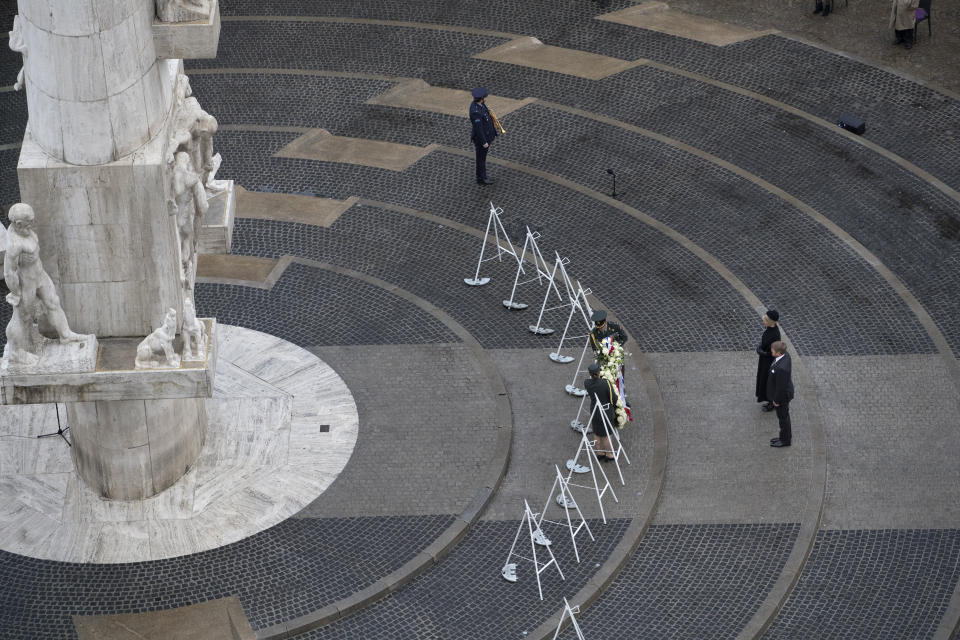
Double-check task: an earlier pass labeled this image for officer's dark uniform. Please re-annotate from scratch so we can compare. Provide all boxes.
[584,366,620,437]
[589,310,628,353]
[469,87,497,184]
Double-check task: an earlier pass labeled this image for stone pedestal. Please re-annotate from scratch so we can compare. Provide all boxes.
[68,397,206,500]
[0,320,217,500]
[152,1,222,60]
[17,60,183,338]
[199,180,236,254]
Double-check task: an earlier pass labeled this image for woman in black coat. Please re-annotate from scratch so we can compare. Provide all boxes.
[755,309,781,411]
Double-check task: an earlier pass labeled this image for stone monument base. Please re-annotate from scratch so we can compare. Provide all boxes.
[68,396,206,500]
[1,334,97,375]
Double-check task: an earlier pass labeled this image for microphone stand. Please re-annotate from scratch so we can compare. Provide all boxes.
[37,403,70,447]
[606,168,617,198]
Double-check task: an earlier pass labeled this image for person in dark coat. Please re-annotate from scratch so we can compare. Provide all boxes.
[755,309,781,411]
[767,341,795,448]
[584,362,620,461]
[469,87,497,185]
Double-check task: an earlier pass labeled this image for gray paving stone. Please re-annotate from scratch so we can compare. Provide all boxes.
[194,19,960,355]
[188,72,469,149]
[808,354,960,530]
[647,351,811,525]
[0,147,19,211]
[299,344,503,517]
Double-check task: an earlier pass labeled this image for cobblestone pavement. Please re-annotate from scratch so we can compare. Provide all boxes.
[296,518,632,640]
[0,515,454,638]
[766,529,960,639]
[1,0,959,637]
[560,523,800,639]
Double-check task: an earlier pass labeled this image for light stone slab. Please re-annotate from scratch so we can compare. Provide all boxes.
[233,185,357,227]
[274,129,435,172]
[0,325,358,562]
[596,2,778,46]
[365,78,535,118]
[473,37,645,80]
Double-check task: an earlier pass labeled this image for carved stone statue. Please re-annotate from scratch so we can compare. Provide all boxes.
[170,151,208,291]
[168,73,219,188]
[3,204,84,366]
[156,0,212,23]
[9,16,25,92]
[181,298,206,360]
[135,308,180,369]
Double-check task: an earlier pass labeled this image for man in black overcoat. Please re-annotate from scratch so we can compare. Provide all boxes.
[767,341,795,448]
[755,309,781,411]
[584,362,620,461]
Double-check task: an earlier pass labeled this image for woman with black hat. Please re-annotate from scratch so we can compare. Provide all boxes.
[755,310,781,411]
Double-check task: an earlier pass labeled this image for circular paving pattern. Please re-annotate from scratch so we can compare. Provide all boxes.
[2,1,960,638]
[0,325,358,563]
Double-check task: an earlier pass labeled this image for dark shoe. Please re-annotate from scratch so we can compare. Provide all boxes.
[822,2,830,16]
[904,41,912,50]
[476,178,493,185]
[770,438,779,443]
[762,403,776,412]
[813,1,822,13]
[771,440,791,448]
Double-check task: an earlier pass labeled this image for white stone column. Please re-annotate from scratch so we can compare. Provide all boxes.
[7,0,226,501]
[68,398,206,500]
[17,0,170,165]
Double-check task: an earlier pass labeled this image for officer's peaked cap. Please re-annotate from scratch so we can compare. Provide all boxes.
[471,87,489,99]
[591,310,607,323]
[588,362,600,374]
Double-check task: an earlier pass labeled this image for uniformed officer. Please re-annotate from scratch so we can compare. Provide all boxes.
[584,362,620,461]
[469,87,497,185]
[589,310,628,353]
